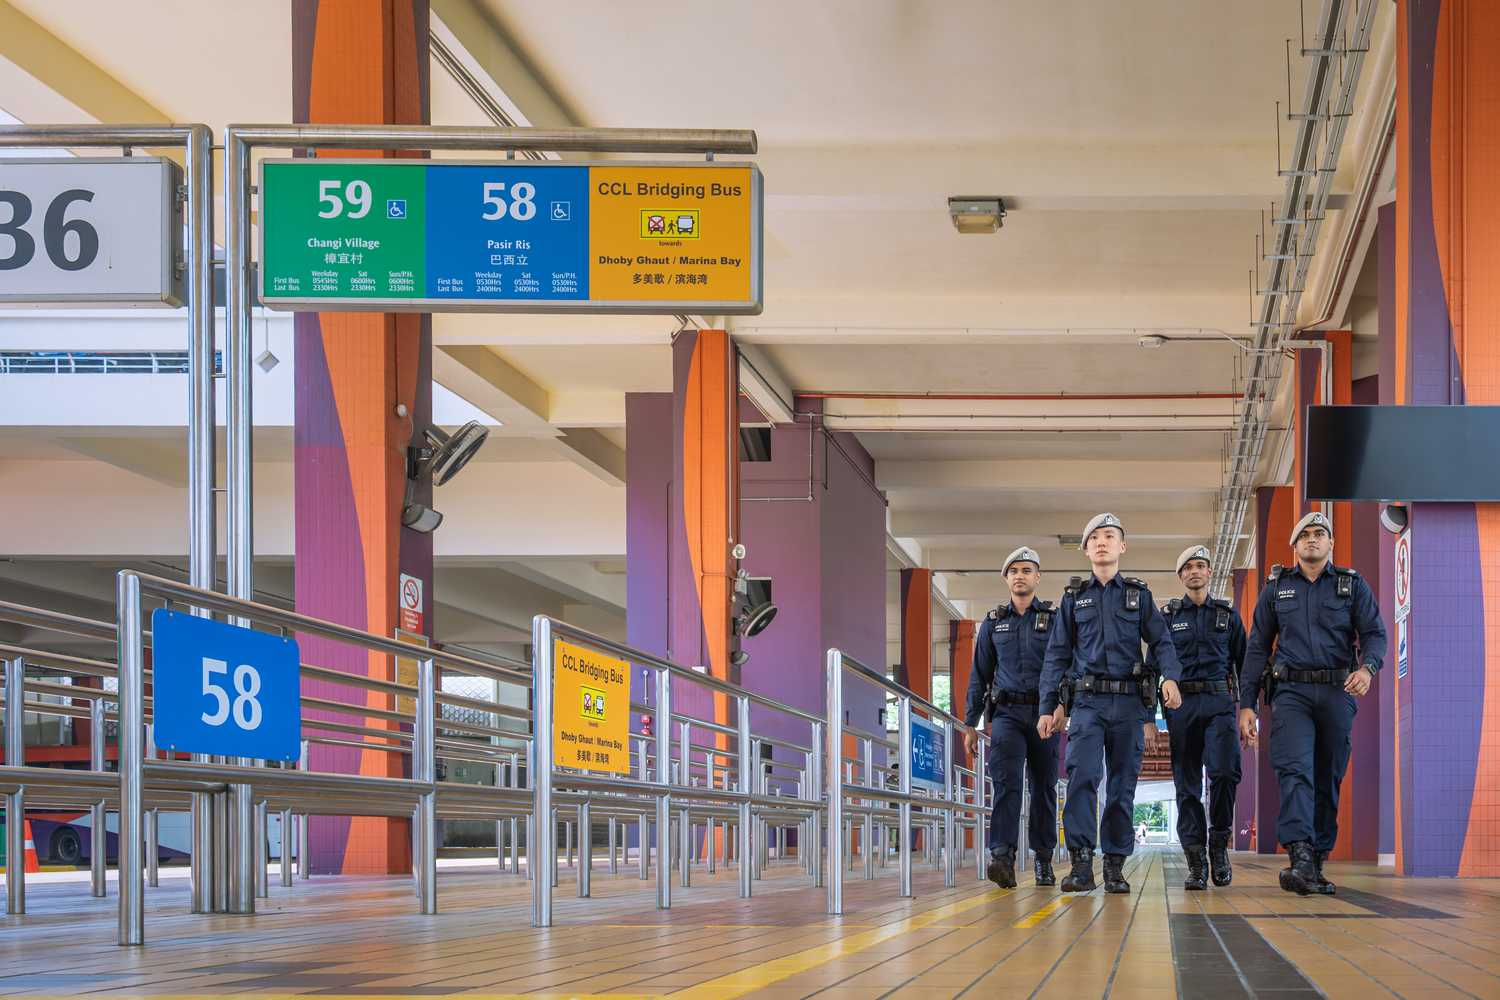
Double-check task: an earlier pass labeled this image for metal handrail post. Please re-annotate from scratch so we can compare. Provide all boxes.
[297,740,311,880]
[736,694,752,899]
[89,697,106,898]
[255,800,269,897]
[862,737,875,880]
[116,572,145,946]
[280,807,294,887]
[898,695,913,898]
[943,719,956,888]
[654,666,671,910]
[530,616,554,926]
[578,800,592,897]
[678,719,691,887]
[4,655,23,914]
[809,720,823,889]
[826,650,844,914]
[145,726,159,889]
[415,656,436,915]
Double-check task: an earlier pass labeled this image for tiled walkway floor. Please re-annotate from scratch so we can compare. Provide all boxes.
[2,848,1497,998]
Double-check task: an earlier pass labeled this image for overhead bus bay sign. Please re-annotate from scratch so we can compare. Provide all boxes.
[258,159,762,314]
[0,158,184,305]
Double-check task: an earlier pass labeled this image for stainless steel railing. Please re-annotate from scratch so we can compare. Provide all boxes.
[825,647,992,914]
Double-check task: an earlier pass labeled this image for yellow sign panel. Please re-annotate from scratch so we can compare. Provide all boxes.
[589,165,757,306]
[553,638,630,774]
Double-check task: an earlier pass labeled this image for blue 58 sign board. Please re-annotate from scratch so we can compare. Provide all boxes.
[151,610,301,761]
[909,714,946,791]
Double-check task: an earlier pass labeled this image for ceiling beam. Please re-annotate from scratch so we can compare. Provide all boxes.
[430,0,579,129]
[889,509,1213,540]
[0,1,168,126]
[434,346,626,485]
[737,343,796,425]
[876,459,1222,493]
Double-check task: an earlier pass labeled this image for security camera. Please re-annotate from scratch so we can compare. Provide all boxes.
[1380,502,1408,534]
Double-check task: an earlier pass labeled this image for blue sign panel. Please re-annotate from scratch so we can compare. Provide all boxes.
[909,714,946,791]
[423,164,590,302]
[151,609,301,761]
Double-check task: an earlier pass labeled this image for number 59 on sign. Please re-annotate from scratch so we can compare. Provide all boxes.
[150,609,301,761]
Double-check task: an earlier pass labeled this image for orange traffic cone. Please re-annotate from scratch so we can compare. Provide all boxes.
[22,820,39,873]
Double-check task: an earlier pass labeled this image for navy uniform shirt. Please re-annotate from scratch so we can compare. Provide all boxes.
[963,599,1055,727]
[1039,574,1182,715]
[1161,595,1246,684]
[1240,562,1387,705]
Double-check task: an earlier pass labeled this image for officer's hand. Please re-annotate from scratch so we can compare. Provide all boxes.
[963,727,979,757]
[1344,666,1374,698]
[1238,707,1259,749]
[1143,722,1156,745]
[1037,714,1055,740]
[1050,706,1065,736]
[1160,679,1183,710]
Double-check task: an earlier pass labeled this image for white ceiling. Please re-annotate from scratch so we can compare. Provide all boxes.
[0,0,1396,638]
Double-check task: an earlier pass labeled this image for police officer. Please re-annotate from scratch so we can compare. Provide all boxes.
[1039,513,1183,893]
[1161,544,1245,890]
[962,547,1060,889]
[1239,511,1385,896]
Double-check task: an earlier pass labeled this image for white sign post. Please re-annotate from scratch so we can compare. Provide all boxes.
[0,157,183,305]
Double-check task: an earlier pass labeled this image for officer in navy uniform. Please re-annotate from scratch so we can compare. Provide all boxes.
[962,547,1061,889]
[1160,544,1245,890]
[1239,511,1386,896]
[1038,513,1183,894]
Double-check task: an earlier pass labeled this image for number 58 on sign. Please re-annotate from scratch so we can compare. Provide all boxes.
[151,609,302,761]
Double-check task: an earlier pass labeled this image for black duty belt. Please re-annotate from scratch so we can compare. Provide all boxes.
[1076,675,1141,696]
[1177,678,1234,695]
[991,689,1040,706]
[1280,667,1351,685]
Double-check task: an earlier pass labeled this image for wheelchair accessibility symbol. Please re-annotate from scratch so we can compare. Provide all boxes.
[386,199,407,219]
[550,201,571,222]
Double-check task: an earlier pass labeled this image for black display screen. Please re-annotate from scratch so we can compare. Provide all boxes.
[1304,405,1500,501]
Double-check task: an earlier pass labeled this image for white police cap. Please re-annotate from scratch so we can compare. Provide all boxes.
[1289,510,1333,546]
[1002,546,1042,575]
[1080,512,1124,550]
[1176,545,1212,575]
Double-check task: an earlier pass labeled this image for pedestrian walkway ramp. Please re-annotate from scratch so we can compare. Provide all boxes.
[2,847,1495,998]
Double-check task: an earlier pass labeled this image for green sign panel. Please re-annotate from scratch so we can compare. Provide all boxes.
[258,159,762,314]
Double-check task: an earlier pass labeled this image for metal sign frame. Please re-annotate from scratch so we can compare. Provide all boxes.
[0,123,217,935]
[254,156,763,315]
[0,155,185,306]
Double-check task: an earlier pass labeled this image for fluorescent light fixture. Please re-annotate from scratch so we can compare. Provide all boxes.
[948,196,1006,234]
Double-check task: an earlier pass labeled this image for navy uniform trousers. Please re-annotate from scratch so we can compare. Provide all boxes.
[985,703,1059,855]
[1270,681,1356,851]
[1164,691,1240,847]
[1063,691,1146,856]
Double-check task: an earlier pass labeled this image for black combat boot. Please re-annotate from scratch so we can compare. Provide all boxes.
[1183,846,1208,891]
[1034,852,1056,886]
[1060,849,1095,892]
[1278,841,1317,895]
[986,848,1017,889]
[1208,831,1233,886]
[1102,853,1131,893]
[1311,850,1336,895]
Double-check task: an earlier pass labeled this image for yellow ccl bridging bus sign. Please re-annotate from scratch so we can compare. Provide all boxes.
[552,638,630,774]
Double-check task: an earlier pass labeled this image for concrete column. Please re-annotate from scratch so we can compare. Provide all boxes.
[1392,0,1500,877]
[291,0,431,875]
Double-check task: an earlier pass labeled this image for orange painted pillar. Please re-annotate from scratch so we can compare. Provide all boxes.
[898,569,933,703]
[669,330,738,860]
[1252,485,1295,853]
[291,0,430,875]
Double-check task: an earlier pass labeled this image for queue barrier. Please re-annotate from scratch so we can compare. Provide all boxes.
[4,584,995,945]
[825,648,993,914]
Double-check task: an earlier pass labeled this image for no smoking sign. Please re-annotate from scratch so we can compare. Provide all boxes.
[399,572,425,632]
[1394,529,1411,624]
